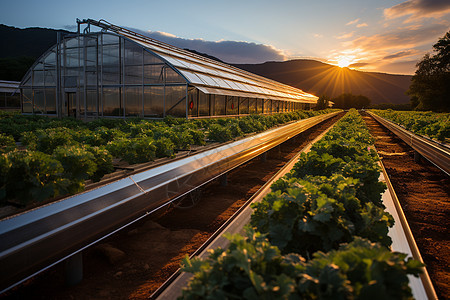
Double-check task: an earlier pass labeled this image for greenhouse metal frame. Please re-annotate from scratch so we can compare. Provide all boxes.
[20,19,318,120]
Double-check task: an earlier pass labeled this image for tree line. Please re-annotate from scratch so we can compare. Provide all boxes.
[408,30,449,112]
[315,93,371,110]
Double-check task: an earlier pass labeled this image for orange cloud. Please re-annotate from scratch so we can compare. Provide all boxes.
[384,0,450,22]
[335,31,355,40]
[383,50,419,60]
[346,18,360,26]
[347,23,448,51]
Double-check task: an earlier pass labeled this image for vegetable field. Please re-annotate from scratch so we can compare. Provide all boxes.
[180,109,423,299]
[0,110,337,206]
[371,109,449,143]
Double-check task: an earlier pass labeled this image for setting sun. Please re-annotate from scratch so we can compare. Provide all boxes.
[337,57,353,68]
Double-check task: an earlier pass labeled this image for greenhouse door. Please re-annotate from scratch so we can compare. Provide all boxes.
[66,92,77,118]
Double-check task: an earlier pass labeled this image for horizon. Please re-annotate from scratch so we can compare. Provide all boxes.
[1,0,449,75]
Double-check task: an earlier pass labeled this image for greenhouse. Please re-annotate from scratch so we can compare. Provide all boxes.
[19,19,318,120]
[0,80,20,110]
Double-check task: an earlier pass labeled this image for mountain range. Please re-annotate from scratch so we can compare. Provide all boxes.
[234,60,412,105]
[1,24,412,104]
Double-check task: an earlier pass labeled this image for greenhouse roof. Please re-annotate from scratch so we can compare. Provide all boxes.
[83,19,317,104]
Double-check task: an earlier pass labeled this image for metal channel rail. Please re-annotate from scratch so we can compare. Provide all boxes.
[0,111,340,293]
[368,111,450,176]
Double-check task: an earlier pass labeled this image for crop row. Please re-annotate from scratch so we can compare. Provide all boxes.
[180,109,423,299]
[0,109,338,206]
[371,109,449,143]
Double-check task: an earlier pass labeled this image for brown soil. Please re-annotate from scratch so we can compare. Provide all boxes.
[2,113,343,300]
[362,113,450,299]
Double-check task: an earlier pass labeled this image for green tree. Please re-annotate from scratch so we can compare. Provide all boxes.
[408,31,450,112]
[314,95,330,110]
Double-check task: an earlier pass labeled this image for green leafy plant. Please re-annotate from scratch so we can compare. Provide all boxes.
[1,109,340,205]
[22,127,78,154]
[181,229,303,299]
[372,109,450,142]
[52,145,97,193]
[303,237,423,299]
[251,174,393,256]
[207,124,233,142]
[106,136,156,164]
[180,234,422,300]
[154,137,176,158]
[0,133,16,154]
[84,145,114,182]
[182,109,420,300]
[1,150,69,204]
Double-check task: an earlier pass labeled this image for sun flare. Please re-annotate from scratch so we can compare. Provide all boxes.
[337,57,353,68]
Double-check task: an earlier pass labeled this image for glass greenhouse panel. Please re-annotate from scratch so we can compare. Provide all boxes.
[86,90,98,116]
[198,91,209,116]
[44,50,57,67]
[22,74,32,86]
[34,89,45,113]
[125,40,143,65]
[86,46,97,66]
[144,86,163,117]
[86,36,98,47]
[102,44,120,65]
[273,101,280,113]
[45,89,56,114]
[22,89,33,113]
[86,71,97,87]
[188,88,198,117]
[144,64,164,84]
[65,48,80,68]
[79,89,85,116]
[65,37,79,48]
[214,95,226,116]
[226,96,238,115]
[144,50,164,64]
[161,56,186,68]
[213,77,231,89]
[240,97,249,114]
[33,70,44,86]
[179,70,204,85]
[125,65,143,85]
[102,34,120,45]
[125,86,142,117]
[249,98,256,114]
[224,80,240,90]
[257,99,263,113]
[102,66,120,85]
[196,74,218,86]
[165,85,186,117]
[103,87,122,116]
[165,68,185,83]
[44,69,56,86]
[264,100,271,113]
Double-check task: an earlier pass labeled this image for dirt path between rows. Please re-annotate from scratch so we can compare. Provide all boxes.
[362,113,450,299]
[2,114,343,300]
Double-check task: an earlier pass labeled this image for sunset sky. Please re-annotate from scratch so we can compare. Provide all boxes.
[1,0,449,75]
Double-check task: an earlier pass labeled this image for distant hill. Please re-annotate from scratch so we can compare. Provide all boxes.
[0,24,70,58]
[234,60,412,105]
[0,24,70,81]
